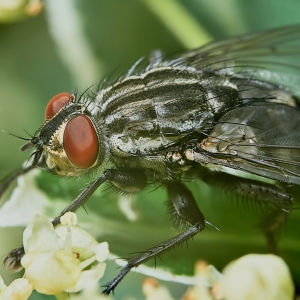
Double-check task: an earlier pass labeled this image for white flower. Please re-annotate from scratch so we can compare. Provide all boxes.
[140,255,294,300]
[0,276,33,300]
[13,212,109,297]
[217,254,294,300]
[142,278,174,300]
[182,260,222,300]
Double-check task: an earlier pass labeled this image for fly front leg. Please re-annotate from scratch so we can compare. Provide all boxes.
[52,168,147,226]
[103,181,207,294]
[0,165,35,199]
[3,168,147,272]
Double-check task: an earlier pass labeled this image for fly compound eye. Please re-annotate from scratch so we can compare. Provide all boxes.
[45,92,74,120]
[63,115,99,169]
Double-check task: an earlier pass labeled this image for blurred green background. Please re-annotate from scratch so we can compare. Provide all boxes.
[0,0,300,299]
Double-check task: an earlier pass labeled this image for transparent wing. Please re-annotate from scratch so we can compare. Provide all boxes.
[169,25,300,97]
[162,25,300,185]
[200,102,300,185]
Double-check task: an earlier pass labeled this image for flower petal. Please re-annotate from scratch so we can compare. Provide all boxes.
[22,249,81,295]
[23,214,61,253]
[0,278,33,300]
[94,242,109,262]
[55,224,99,261]
[65,263,106,293]
[220,254,294,300]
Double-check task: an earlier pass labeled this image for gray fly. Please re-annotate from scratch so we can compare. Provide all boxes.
[1,25,300,294]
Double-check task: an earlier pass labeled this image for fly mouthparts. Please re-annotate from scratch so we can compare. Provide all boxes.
[21,140,34,151]
[20,137,39,152]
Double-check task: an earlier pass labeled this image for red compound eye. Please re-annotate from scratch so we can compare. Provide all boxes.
[45,92,74,120]
[64,115,99,169]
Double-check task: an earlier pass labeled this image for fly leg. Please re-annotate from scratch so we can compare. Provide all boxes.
[3,169,147,272]
[0,151,47,200]
[102,181,207,294]
[259,206,291,254]
[200,170,293,253]
[52,169,147,226]
[0,165,35,199]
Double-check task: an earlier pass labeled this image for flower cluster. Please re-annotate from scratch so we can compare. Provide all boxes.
[0,212,294,299]
[142,255,294,300]
[0,212,109,300]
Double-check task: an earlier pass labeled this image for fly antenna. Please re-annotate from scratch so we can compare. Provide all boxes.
[23,129,34,138]
[0,129,31,141]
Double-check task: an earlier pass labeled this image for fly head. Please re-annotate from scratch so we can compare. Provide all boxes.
[22,93,103,177]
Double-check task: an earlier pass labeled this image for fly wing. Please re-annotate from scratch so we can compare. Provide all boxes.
[198,102,300,185]
[168,25,300,97]
[164,25,300,184]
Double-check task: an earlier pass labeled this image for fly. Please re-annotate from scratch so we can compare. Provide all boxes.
[1,25,300,294]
